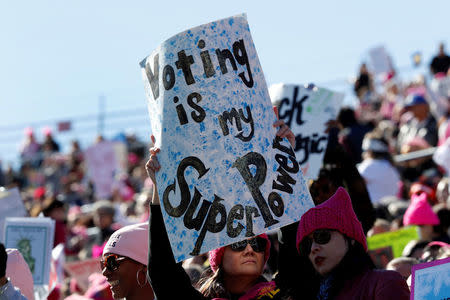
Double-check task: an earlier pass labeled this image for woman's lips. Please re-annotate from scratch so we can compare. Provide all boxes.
[314,256,325,266]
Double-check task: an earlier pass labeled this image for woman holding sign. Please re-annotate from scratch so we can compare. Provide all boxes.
[146,121,292,300]
[280,187,410,300]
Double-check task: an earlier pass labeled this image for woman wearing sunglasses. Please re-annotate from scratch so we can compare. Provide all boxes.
[101,222,154,300]
[279,187,410,300]
[146,120,293,300]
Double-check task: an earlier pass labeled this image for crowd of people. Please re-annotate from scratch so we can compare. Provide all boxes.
[0,42,449,299]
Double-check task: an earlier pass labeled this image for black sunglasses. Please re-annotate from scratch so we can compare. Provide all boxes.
[229,237,267,253]
[100,254,127,272]
[299,229,333,255]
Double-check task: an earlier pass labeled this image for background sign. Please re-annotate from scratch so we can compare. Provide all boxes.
[367,226,419,258]
[0,187,27,242]
[269,84,344,179]
[140,14,314,262]
[3,217,55,285]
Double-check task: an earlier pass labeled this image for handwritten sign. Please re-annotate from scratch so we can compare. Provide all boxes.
[64,259,101,292]
[140,14,313,262]
[85,141,127,199]
[367,226,419,258]
[411,257,450,300]
[3,217,55,285]
[0,187,27,242]
[269,84,344,179]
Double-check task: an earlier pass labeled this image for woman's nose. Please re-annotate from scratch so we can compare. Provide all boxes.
[310,241,321,254]
[242,243,255,254]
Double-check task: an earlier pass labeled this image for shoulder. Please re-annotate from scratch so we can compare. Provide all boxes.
[365,269,410,299]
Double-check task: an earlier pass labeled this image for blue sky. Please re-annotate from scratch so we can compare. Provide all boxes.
[0,0,449,165]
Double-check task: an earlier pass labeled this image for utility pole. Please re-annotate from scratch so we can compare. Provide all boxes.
[98,95,106,137]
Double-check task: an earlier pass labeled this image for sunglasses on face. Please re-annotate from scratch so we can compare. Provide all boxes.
[229,237,267,253]
[300,229,333,255]
[100,254,127,272]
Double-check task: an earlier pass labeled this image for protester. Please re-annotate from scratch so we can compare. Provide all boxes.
[277,187,410,299]
[101,222,154,300]
[430,42,450,76]
[357,131,401,204]
[403,192,440,242]
[386,257,417,281]
[0,243,28,300]
[145,120,294,300]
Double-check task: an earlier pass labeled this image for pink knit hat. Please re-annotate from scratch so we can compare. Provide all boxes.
[6,248,35,300]
[296,187,367,254]
[403,193,440,226]
[209,234,271,273]
[103,222,148,265]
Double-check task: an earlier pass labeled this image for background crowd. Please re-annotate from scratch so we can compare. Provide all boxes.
[0,42,449,299]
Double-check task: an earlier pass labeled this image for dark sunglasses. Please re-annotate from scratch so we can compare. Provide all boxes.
[300,229,333,255]
[229,237,267,252]
[100,254,127,272]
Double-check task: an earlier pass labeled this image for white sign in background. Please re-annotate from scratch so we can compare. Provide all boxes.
[0,188,27,242]
[3,217,55,285]
[85,141,127,199]
[140,14,314,262]
[269,84,344,180]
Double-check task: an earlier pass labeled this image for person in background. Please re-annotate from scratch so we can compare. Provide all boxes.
[386,257,418,281]
[101,223,154,300]
[19,127,41,167]
[41,126,60,154]
[430,42,450,76]
[396,94,438,150]
[357,131,400,205]
[336,107,372,164]
[0,243,27,300]
[280,187,409,299]
[403,193,440,242]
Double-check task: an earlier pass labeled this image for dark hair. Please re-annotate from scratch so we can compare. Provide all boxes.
[337,107,357,128]
[0,243,7,278]
[290,237,375,299]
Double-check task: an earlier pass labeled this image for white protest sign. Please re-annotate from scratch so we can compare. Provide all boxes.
[3,217,55,285]
[140,14,314,262]
[411,257,450,300]
[368,46,393,75]
[85,141,127,199]
[0,187,27,242]
[269,84,344,179]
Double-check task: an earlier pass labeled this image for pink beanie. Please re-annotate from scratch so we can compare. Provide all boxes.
[6,248,35,300]
[209,234,271,273]
[296,187,367,254]
[103,222,148,265]
[403,193,440,226]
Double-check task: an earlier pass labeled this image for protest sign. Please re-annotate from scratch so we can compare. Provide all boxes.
[269,84,344,179]
[368,45,394,75]
[140,14,314,262]
[367,226,418,258]
[411,257,450,300]
[85,141,127,199]
[64,259,101,292]
[0,187,27,242]
[3,217,55,285]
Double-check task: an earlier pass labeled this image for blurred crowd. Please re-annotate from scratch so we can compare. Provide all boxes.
[0,42,449,299]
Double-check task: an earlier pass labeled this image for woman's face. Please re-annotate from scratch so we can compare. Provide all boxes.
[221,239,265,278]
[307,230,349,276]
[101,253,144,299]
